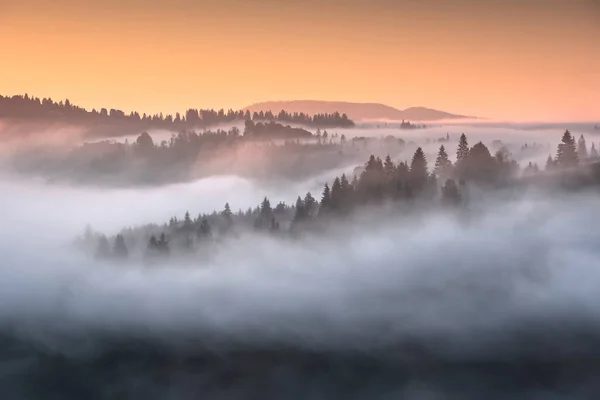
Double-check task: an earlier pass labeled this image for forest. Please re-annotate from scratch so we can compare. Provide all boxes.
[0,94,355,135]
[79,130,600,263]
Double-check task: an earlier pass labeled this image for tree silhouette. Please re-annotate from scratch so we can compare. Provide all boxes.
[578,135,588,160]
[409,147,428,190]
[556,130,578,168]
[590,143,599,160]
[434,145,452,178]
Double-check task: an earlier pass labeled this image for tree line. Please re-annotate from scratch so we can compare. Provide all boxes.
[0,94,355,130]
[83,129,600,263]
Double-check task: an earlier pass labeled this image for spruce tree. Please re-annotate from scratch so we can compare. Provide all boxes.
[183,211,193,230]
[293,196,306,222]
[304,192,316,217]
[330,177,342,210]
[320,183,331,208]
[221,202,233,226]
[383,155,395,178]
[578,135,588,160]
[590,143,599,160]
[434,145,452,177]
[409,147,428,188]
[456,133,469,164]
[556,130,578,168]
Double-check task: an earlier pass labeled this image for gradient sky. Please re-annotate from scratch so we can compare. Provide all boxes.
[1,0,598,121]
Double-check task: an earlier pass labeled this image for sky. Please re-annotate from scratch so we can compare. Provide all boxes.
[0,0,598,121]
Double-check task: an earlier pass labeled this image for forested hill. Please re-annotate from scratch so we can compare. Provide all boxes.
[244,100,473,122]
[0,94,355,137]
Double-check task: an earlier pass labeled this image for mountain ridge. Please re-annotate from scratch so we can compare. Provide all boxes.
[243,100,475,122]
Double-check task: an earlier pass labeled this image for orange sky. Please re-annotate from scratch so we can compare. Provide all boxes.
[1,0,598,121]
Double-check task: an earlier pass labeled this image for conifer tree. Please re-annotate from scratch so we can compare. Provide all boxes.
[556,130,578,168]
[578,134,588,160]
[304,192,316,217]
[293,196,306,222]
[183,211,193,230]
[409,147,428,189]
[456,133,469,164]
[320,183,331,209]
[590,142,599,160]
[383,155,395,178]
[330,177,342,210]
[221,203,233,225]
[434,145,452,177]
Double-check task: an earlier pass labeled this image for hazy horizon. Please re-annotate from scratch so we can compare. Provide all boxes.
[1,0,598,122]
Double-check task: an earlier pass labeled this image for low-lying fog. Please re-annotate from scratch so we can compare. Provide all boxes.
[1,121,600,357]
[2,171,600,357]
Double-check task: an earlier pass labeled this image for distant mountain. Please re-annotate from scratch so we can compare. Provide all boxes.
[243,101,474,122]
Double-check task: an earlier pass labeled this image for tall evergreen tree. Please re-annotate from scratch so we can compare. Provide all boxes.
[590,142,599,160]
[183,211,193,230]
[304,192,316,217]
[320,183,331,209]
[456,133,469,164]
[556,130,578,168]
[578,134,589,160]
[434,145,452,177]
[221,202,233,225]
[383,155,395,178]
[293,196,306,222]
[409,147,428,189]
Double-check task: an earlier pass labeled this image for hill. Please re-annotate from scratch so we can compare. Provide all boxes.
[243,101,474,122]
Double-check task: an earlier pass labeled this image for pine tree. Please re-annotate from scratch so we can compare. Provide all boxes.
[434,145,452,177]
[456,133,469,164]
[304,192,316,217]
[409,147,428,188]
[293,196,306,222]
[221,203,233,223]
[260,197,272,220]
[320,183,331,208]
[183,211,193,230]
[330,177,342,210]
[383,155,395,178]
[556,130,578,168]
[590,143,599,160]
[577,135,588,160]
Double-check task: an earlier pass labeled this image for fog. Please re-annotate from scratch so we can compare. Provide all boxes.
[2,123,600,397]
[2,173,600,354]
